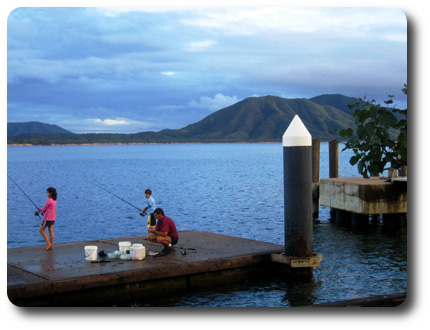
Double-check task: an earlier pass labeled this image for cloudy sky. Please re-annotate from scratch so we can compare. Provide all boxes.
[7,6,407,133]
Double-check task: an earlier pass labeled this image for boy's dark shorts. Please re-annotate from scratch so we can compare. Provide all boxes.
[171,236,178,246]
[41,220,55,227]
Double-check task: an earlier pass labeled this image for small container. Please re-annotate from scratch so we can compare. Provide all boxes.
[118,241,131,255]
[120,254,132,260]
[84,246,98,261]
[130,243,146,260]
[108,251,121,259]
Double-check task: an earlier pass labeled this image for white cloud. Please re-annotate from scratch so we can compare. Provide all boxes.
[188,93,239,112]
[94,7,187,17]
[92,118,127,125]
[186,40,216,52]
[75,117,155,133]
[181,7,406,40]
[161,71,176,76]
[181,8,321,35]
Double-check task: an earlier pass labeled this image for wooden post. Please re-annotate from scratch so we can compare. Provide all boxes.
[329,140,339,220]
[312,138,320,219]
[312,138,320,183]
[329,140,339,179]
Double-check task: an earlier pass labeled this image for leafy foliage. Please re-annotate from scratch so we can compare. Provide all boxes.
[339,85,407,178]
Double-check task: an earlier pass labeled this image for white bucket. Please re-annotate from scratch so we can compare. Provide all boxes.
[131,243,146,260]
[118,241,131,255]
[84,246,98,261]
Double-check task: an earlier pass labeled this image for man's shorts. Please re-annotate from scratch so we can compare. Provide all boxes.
[41,220,55,227]
[171,236,178,246]
[147,213,156,227]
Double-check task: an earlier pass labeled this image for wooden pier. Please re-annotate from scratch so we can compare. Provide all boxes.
[7,231,284,306]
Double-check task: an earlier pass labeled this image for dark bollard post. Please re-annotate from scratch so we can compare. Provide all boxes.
[270,115,321,275]
[283,115,313,258]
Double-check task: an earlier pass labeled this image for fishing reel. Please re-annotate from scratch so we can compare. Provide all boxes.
[139,212,147,217]
[34,211,40,216]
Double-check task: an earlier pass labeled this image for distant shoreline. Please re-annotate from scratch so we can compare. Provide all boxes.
[7,141,285,147]
[7,139,341,147]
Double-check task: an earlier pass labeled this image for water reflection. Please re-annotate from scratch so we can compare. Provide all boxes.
[281,276,321,307]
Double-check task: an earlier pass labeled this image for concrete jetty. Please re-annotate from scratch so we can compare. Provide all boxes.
[319,176,407,229]
[7,231,284,306]
[319,177,407,214]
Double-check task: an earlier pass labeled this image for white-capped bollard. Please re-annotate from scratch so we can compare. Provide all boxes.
[282,115,313,258]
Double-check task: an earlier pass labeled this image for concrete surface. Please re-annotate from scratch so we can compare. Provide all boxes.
[7,231,284,306]
[319,177,407,214]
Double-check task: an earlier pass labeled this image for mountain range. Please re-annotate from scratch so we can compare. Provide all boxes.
[7,94,358,145]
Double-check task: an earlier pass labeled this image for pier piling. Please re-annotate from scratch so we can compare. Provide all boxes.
[275,115,320,276]
[329,139,339,220]
[312,138,320,219]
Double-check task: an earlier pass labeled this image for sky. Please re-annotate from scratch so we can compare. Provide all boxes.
[7,6,407,133]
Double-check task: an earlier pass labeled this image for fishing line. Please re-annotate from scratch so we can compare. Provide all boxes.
[90,181,143,213]
[7,175,42,219]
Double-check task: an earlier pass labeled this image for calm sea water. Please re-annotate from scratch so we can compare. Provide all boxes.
[6,143,407,306]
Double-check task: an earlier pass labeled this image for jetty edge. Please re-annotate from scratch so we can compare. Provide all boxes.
[7,230,405,307]
[8,231,286,306]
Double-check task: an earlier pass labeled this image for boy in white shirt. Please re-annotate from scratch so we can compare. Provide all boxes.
[141,189,156,235]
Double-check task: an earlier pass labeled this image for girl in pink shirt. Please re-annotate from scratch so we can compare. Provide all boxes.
[38,187,57,251]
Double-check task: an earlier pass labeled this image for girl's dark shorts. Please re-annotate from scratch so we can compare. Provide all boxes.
[41,220,55,227]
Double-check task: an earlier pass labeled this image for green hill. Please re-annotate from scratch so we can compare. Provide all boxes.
[310,94,358,116]
[7,94,357,145]
[165,95,355,141]
[7,121,72,137]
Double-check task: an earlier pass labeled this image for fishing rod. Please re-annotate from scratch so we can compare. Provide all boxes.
[90,181,144,215]
[7,175,42,219]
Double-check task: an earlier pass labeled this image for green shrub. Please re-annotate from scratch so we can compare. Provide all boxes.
[339,85,407,178]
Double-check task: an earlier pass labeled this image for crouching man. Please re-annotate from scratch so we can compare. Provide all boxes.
[148,208,179,254]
